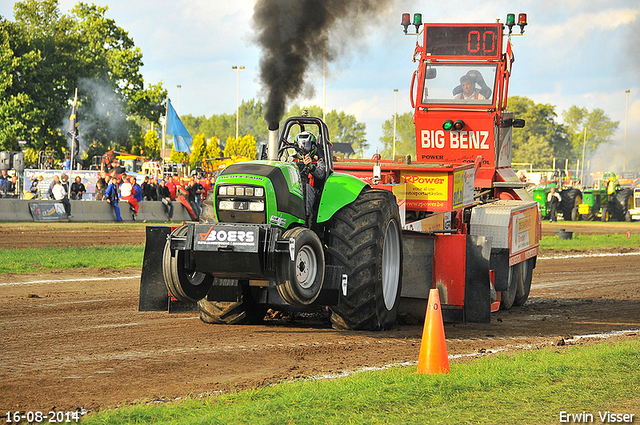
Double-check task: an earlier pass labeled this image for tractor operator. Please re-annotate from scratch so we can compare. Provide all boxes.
[294,131,326,221]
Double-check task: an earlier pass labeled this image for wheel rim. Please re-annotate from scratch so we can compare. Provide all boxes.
[382,219,401,310]
[295,245,317,290]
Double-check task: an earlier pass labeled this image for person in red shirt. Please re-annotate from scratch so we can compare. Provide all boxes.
[120,175,139,220]
[199,177,211,201]
[166,176,177,200]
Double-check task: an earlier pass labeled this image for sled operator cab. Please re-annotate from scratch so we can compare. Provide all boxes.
[408,16,529,200]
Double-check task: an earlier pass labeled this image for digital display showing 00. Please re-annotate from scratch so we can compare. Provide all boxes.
[426,25,501,58]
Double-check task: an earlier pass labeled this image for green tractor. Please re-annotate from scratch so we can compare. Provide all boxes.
[579,172,633,221]
[532,178,582,222]
[159,116,403,330]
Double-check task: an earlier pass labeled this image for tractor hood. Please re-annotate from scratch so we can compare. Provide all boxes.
[216,160,306,224]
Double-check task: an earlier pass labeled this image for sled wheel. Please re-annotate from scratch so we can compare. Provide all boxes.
[163,226,213,302]
[513,258,534,306]
[500,264,519,310]
[326,187,403,330]
[276,227,325,306]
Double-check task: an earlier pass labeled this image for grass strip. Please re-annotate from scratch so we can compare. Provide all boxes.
[0,233,637,274]
[540,232,640,250]
[1,232,637,273]
[80,339,640,425]
[0,244,144,273]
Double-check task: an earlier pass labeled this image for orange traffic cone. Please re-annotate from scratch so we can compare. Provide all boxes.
[417,288,449,374]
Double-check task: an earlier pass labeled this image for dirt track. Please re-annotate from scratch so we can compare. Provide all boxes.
[0,222,639,415]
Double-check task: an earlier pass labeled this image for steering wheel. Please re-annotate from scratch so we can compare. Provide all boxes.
[278,142,315,177]
[277,142,305,161]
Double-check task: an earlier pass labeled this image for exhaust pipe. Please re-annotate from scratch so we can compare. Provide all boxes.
[268,122,279,161]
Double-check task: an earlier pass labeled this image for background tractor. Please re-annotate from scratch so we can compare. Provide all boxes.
[579,172,633,221]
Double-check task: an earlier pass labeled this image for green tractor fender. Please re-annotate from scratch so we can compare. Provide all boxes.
[316,172,368,223]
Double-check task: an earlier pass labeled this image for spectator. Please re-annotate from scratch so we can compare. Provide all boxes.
[141,176,153,201]
[108,159,125,177]
[30,175,43,198]
[200,176,212,201]
[166,176,177,200]
[70,176,86,200]
[176,178,198,220]
[189,176,205,210]
[158,179,174,221]
[148,177,159,201]
[104,176,123,222]
[94,180,105,201]
[132,176,142,203]
[119,175,139,221]
[52,180,71,216]
[48,175,60,199]
[3,175,18,197]
[0,170,8,195]
[97,171,108,189]
[187,178,202,218]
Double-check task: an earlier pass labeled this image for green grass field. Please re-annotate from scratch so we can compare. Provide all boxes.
[80,340,640,425]
[0,233,637,274]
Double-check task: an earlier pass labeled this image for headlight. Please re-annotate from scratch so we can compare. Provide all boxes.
[219,201,235,210]
[219,186,227,195]
[255,187,264,197]
[249,201,264,211]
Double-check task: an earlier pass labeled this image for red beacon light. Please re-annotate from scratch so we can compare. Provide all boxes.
[401,13,422,34]
[506,12,528,35]
[518,13,528,33]
[401,13,411,33]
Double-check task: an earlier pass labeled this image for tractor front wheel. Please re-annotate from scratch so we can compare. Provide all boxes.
[163,226,213,303]
[276,227,325,306]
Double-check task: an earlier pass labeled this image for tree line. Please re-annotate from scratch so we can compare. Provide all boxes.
[1,1,620,171]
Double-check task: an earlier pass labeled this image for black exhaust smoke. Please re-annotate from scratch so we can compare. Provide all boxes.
[253,0,403,127]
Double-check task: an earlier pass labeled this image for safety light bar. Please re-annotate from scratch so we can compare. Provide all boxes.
[442,119,465,131]
[401,13,423,34]
[506,12,527,35]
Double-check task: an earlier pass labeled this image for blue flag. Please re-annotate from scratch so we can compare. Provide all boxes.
[166,99,192,153]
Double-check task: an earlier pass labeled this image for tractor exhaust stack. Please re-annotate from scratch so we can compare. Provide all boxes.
[268,122,279,161]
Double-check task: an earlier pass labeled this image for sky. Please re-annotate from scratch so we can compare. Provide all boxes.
[2,0,639,171]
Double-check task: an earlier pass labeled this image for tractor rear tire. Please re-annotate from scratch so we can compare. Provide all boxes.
[276,227,325,306]
[513,258,534,306]
[326,187,403,331]
[163,226,214,303]
[613,188,633,221]
[560,188,582,221]
[601,205,610,222]
[198,281,267,325]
